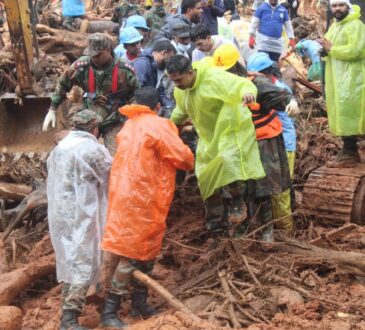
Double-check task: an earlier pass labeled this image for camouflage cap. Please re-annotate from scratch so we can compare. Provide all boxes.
[72,109,97,131]
[172,23,190,38]
[83,33,113,57]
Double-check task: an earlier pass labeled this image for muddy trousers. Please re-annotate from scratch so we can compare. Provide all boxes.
[272,151,295,233]
[250,195,273,241]
[62,283,89,312]
[110,257,155,296]
[205,181,247,233]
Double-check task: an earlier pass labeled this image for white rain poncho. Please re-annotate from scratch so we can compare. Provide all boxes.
[47,131,112,284]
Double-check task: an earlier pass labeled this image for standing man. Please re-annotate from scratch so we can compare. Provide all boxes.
[167,55,266,236]
[249,0,295,61]
[100,87,194,328]
[318,1,365,167]
[42,33,139,155]
[62,0,85,31]
[47,110,112,330]
[115,27,143,65]
[157,0,203,40]
[145,0,169,42]
[201,0,225,35]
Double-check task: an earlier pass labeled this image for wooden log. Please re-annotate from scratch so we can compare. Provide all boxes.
[0,254,55,305]
[0,306,23,330]
[0,182,32,202]
[132,270,202,324]
[310,223,358,247]
[276,236,365,276]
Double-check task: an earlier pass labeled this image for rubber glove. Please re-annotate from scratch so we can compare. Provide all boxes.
[42,109,56,132]
[285,99,299,116]
[249,36,256,49]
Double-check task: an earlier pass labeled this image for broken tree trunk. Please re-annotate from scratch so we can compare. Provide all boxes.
[133,270,203,324]
[2,185,47,240]
[276,236,365,276]
[0,254,55,305]
[0,182,32,202]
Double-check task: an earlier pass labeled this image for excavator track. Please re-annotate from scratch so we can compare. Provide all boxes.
[302,164,365,225]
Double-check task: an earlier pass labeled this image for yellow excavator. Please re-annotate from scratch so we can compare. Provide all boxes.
[0,0,61,154]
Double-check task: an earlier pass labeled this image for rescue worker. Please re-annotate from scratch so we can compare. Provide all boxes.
[209,46,296,240]
[112,0,143,27]
[190,23,237,62]
[201,0,225,35]
[318,0,365,167]
[114,26,143,65]
[47,109,112,330]
[100,87,194,328]
[62,0,85,31]
[157,0,203,40]
[171,23,192,59]
[246,51,298,234]
[125,15,151,48]
[249,0,295,61]
[145,0,169,42]
[42,33,139,155]
[167,55,266,237]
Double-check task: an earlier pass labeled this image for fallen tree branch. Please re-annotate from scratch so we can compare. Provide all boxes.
[0,254,55,305]
[0,182,32,202]
[241,254,262,288]
[133,270,202,324]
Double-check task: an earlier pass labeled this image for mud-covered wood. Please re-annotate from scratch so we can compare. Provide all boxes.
[302,164,365,225]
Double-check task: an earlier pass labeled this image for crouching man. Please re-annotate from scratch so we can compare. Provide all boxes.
[47,110,113,330]
[100,87,194,328]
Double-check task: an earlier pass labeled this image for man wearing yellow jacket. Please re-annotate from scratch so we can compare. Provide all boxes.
[318,1,365,167]
[167,55,266,236]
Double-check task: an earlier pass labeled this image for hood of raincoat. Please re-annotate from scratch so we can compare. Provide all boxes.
[102,109,194,261]
[170,60,265,200]
[119,104,156,118]
[323,4,365,136]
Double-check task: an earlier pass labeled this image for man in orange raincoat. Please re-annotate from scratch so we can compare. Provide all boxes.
[100,87,194,328]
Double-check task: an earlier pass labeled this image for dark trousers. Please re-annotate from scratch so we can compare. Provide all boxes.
[342,136,358,153]
[258,49,281,62]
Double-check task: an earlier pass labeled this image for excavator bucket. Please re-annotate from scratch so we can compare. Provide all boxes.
[0,95,58,153]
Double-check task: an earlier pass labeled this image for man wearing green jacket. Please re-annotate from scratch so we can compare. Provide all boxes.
[318,1,365,167]
[167,55,265,236]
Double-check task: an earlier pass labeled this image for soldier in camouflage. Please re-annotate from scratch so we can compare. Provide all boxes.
[145,0,169,42]
[112,0,143,27]
[47,109,112,330]
[42,33,139,155]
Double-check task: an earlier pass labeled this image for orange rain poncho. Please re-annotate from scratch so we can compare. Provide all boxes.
[101,104,194,261]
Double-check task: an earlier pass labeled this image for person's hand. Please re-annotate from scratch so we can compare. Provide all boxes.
[95,95,108,107]
[249,36,256,49]
[289,38,296,49]
[42,109,56,132]
[242,93,256,105]
[180,125,194,134]
[285,99,299,116]
[292,0,298,8]
[317,38,332,53]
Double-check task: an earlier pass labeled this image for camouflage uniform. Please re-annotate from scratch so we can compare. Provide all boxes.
[112,1,143,26]
[50,33,139,155]
[145,6,169,44]
[61,283,88,312]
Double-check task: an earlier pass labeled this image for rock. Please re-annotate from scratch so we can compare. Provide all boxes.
[0,306,23,330]
[183,294,214,313]
[270,286,304,313]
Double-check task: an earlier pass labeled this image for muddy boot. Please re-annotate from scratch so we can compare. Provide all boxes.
[131,287,157,318]
[60,309,88,330]
[256,196,274,242]
[261,224,274,242]
[100,293,127,329]
[326,151,360,168]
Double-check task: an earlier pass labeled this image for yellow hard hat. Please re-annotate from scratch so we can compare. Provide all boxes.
[211,44,240,70]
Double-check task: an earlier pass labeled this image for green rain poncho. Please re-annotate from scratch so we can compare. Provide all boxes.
[324,5,365,136]
[170,61,265,200]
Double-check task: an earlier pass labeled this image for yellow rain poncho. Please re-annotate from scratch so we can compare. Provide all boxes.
[170,61,265,200]
[324,5,365,136]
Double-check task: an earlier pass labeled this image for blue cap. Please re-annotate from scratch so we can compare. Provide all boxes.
[126,15,150,31]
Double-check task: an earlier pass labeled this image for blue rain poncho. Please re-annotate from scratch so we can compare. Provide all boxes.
[63,0,85,17]
[170,61,265,200]
[324,5,365,136]
[47,131,112,284]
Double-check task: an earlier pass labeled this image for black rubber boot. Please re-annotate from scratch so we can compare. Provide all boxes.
[60,309,88,330]
[100,293,127,329]
[131,288,158,318]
